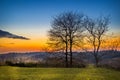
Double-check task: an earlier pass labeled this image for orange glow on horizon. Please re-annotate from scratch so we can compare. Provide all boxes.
[0,35,120,53]
[0,37,48,53]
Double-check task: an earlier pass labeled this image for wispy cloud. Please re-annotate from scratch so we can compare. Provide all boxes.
[8,43,15,44]
[0,30,30,40]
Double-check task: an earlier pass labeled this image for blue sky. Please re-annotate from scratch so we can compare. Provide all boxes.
[0,0,120,53]
[0,0,120,36]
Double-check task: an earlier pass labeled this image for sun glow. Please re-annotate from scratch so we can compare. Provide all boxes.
[0,35,120,53]
[0,37,48,53]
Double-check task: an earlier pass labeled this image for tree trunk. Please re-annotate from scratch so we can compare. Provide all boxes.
[94,55,99,67]
[70,40,73,67]
[95,38,101,67]
[65,40,68,67]
[65,48,68,67]
[65,53,68,67]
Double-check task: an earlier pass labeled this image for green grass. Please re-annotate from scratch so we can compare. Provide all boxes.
[0,65,120,80]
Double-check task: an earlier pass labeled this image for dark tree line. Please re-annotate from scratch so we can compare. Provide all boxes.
[48,11,110,67]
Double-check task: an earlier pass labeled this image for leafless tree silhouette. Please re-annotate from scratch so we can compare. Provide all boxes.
[84,16,110,66]
[48,12,85,67]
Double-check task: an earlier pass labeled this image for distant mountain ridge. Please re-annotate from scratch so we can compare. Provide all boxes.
[0,50,120,65]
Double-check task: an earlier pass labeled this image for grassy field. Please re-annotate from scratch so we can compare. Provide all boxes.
[0,66,120,80]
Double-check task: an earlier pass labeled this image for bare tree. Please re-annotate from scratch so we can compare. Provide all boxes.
[48,21,69,67]
[48,12,85,67]
[66,12,85,67]
[84,16,110,66]
[110,37,120,51]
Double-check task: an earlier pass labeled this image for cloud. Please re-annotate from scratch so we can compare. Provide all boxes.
[0,30,30,40]
[8,43,15,44]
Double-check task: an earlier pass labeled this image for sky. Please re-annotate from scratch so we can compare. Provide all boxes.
[0,0,120,53]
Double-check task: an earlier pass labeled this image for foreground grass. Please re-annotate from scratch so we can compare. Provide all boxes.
[0,66,120,80]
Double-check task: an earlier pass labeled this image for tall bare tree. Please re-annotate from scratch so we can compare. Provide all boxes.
[48,20,69,67]
[66,12,85,67]
[84,16,110,66]
[48,12,85,67]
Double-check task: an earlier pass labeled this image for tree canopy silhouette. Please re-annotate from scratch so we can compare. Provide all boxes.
[48,12,85,67]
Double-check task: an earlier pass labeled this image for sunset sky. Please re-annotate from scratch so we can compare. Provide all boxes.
[0,0,120,53]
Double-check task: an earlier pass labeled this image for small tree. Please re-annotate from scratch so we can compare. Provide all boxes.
[110,37,120,51]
